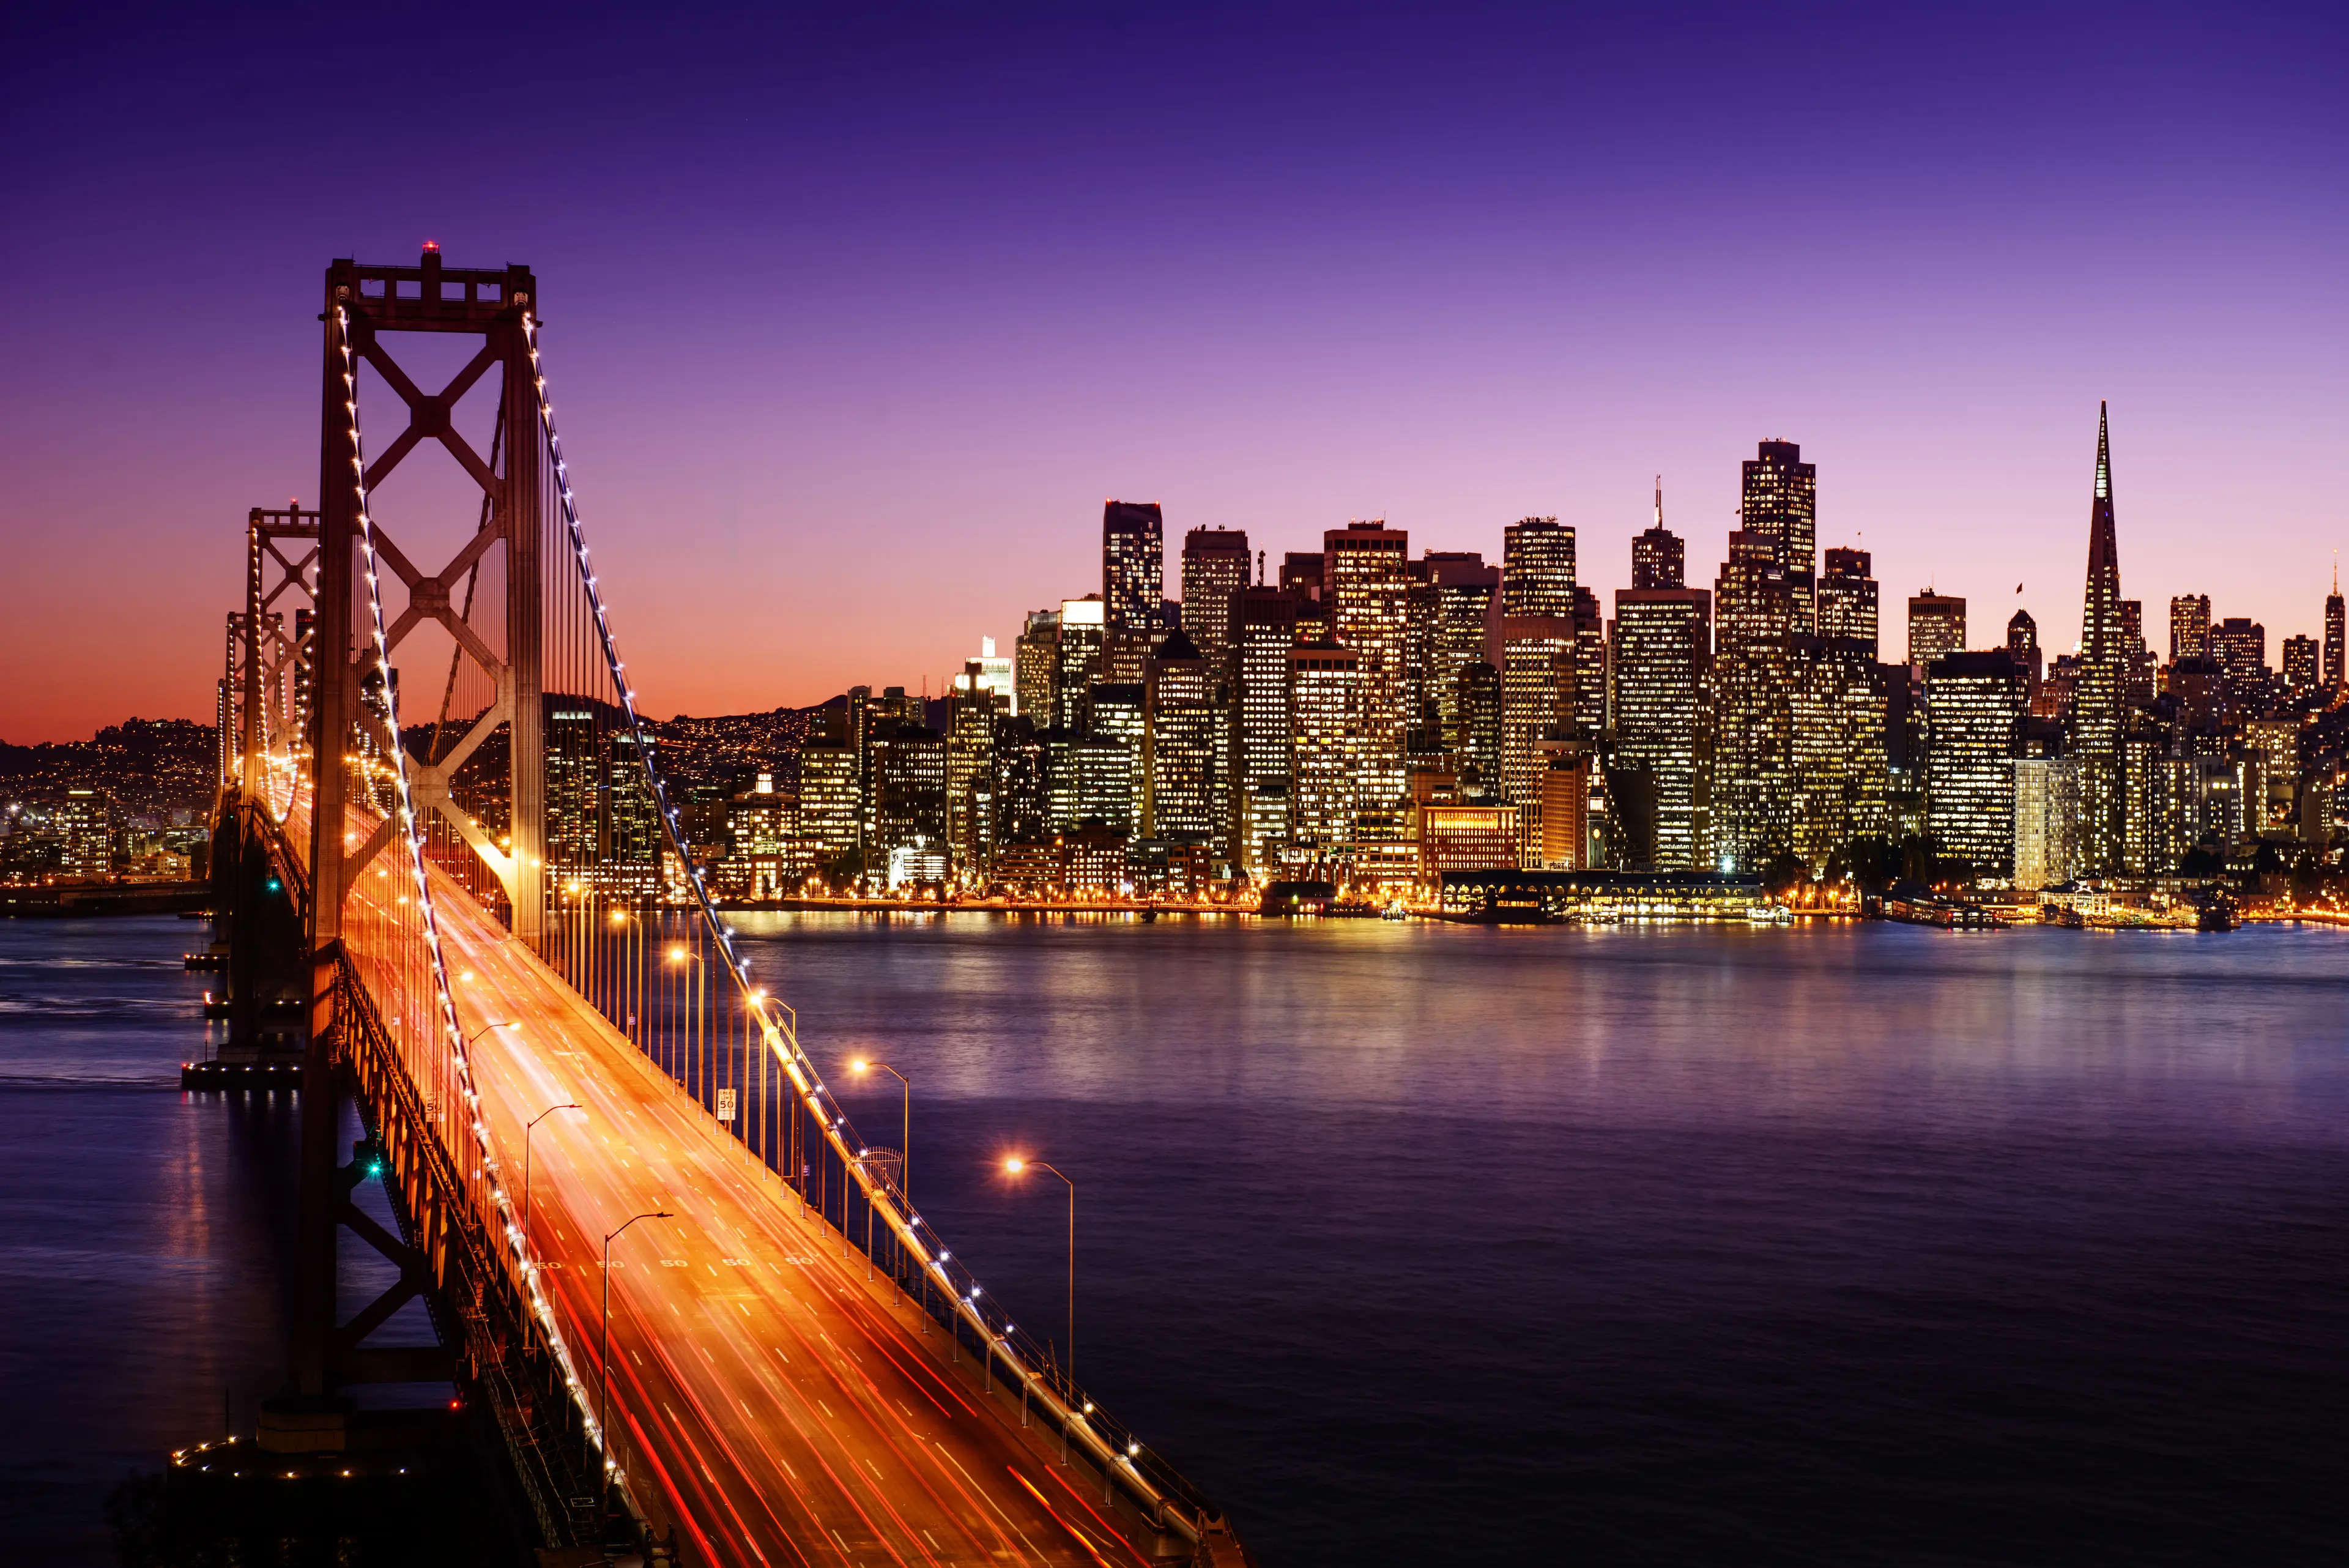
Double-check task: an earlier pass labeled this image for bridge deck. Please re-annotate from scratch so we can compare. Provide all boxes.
[360,856,1151,1567]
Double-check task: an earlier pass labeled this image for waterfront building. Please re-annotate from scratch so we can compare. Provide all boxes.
[1179,527,1251,670]
[1712,530,1795,872]
[1609,578,1712,871]
[1499,615,1577,863]
[796,745,861,878]
[1233,585,1300,870]
[2170,594,2211,664]
[1502,516,1576,618]
[1323,521,1412,833]
[1014,609,1059,722]
[1789,634,1888,874]
[2071,403,2130,873]
[1742,441,1819,630]
[1102,500,1165,636]
[1418,802,1520,882]
[1539,752,1593,869]
[1925,652,2026,874]
[2011,756,2079,891]
[58,788,111,882]
[1632,479,1684,590]
[1906,590,1966,672]
[1143,630,1220,848]
[1289,638,1362,856]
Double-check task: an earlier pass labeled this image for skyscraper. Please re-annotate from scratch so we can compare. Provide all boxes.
[2071,401,2129,873]
[1425,552,1499,738]
[1611,562,1712,871]
[2209,616,2270,714]
[1102,501,1165,636]
[1054,596,1106,730]
[1742,441,1818,630]
[2327,565,2345,689]
[2013,756,2080,891]
[1906,591,1966,671]
[2169,594,2211,664]
[1712,530,1795,871]
[1323,521,1412,833]
[2283,634,2318,696]
[1925,652,2025,874]
[1631,479,1684,590]
[1143,630,1220,845]
[1498,615,1577,863]
[1502,518,1576,617]
[2006,609,2042,693]
[1818,548,1879,653]
[1233,585,1299,871]
[1014,609,1059,721]
[1289,638,1362,855]
[1179,527,1252,671]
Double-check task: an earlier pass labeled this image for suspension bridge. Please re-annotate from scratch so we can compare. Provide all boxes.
[199,248,1247,1566]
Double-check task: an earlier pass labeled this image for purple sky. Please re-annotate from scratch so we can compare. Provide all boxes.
[2,2,2343,741]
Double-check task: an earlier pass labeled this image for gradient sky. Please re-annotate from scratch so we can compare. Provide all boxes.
[2,2,2343,741]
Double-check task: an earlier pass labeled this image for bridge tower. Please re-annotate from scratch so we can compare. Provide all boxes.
[296,250,546,1404]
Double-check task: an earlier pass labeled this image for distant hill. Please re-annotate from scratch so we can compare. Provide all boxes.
[0,718,218,821]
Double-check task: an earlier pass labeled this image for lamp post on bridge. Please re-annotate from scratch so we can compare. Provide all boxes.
[601,1209,672,1474]
[848,1058,911,1205]
[666,945,703,1105]
[523,1101,583,1239]
[1004,1156,1075,1383]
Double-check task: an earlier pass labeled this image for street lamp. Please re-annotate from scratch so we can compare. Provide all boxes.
[601,1210,672,1463]
[524,1102,584,1238]
[1003,1157,1074,1381]
[667,945,704,1100]
[848,1058,910,1203]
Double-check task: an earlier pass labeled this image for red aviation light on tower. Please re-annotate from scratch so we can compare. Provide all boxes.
[421,239,440,254]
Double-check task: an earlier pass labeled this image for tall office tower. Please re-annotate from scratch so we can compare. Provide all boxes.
[1742,440,1819,630]
[1088,682,1147,828]
[1054,596,1107,730]
[1014,609,1059,721]
[1099,629,1154,687]
[2285,634,2319,695]
[2007,609,2043,693]
[1426,553,1501,736]
[1045,729,1134,836]
[1570,587,1608,738]
[1818,548,1879,653]
[1499,616,1578,863]
[2169,595,2212,664]
[1233,585,1301,871]
[603,731,663,896]
[1789,636,1889,874]
[1925,652,2026,874]
[869,723,948,863]
[1323,521,1412,831]
[1502,518,1576,617]
[988,714,1050,852]
[1907,592,1966,671]
[1179,527,1251,671]
[1632,479,1685,590]
[796,744,861,877]
[2012,756,2080,891]
[1143,630,1220,845]
[946,667,1007,875]
[1289,639,1362,855]
[1712,531,1795,872]
[2320,564,2339,686]
[1451,661,1504,801]
[2120,600,2156,705]
[1102,501,1165,636]
[965,636,1016,709]
[2210,616,2270,714]
[2071,403,2130,872]
[1610,585,1713,870]
[1401,560,1440,748]
[59,789,113,882]
[546,706,601,871]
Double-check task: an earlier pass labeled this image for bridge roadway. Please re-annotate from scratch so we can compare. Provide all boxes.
[346,841,1154,1567]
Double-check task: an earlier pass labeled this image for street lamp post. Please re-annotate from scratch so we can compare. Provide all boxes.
[848,1058,911,1204]
[524,1102,584,1239]
[1003,1157,1075,1382]
[666,945,704,1104]
[601,1209,672,1471]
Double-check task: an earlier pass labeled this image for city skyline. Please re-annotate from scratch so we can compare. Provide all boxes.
[4,5,2348,741]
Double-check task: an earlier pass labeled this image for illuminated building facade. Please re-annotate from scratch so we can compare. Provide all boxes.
[1498,615,1576,864]
[1742,441,1817,630]
[2170,593,2211,663]
[1712,530,1794,871]
[2012,756,2080,890]
[1015,609,1059,722]
[1233,585,1299,871]
[1925,652,2025,874]
[1906,591,1965,672]
[1502,517,1575,618]
[1610,581,1711,871]
[1323,521,1412,831]
[1143,630,1220,846]
[1289,639,1361,854]
[1179,527,1251,670]
[1055,596,1106,730]
[2072,402,2129,872]
[1102,500,1165,636]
